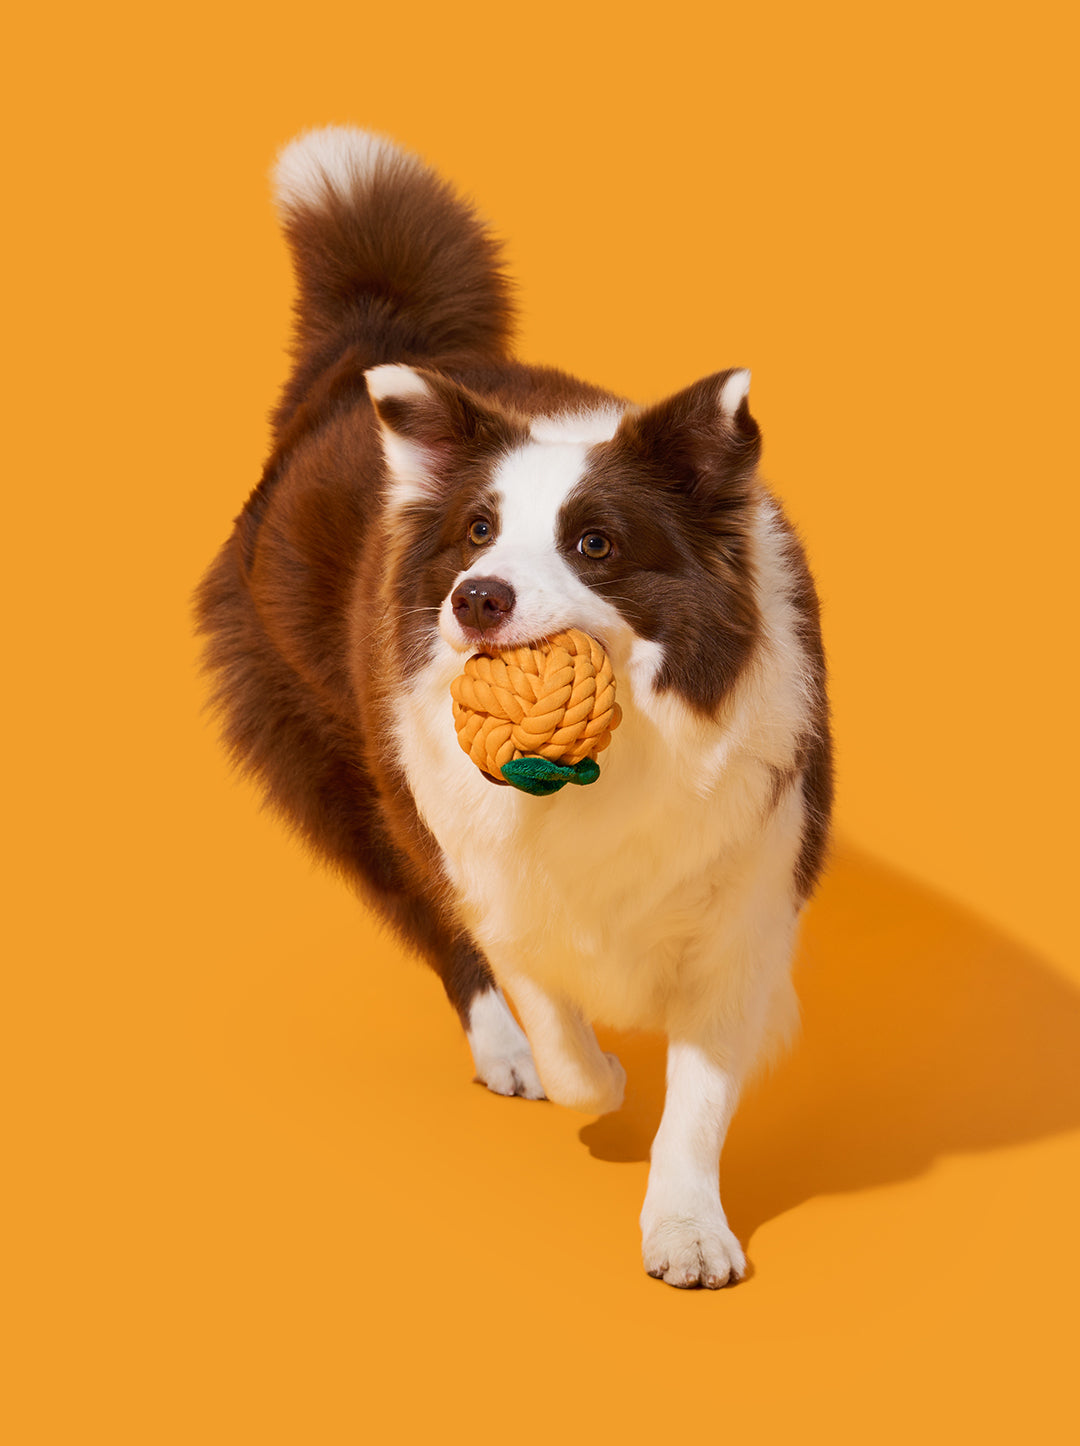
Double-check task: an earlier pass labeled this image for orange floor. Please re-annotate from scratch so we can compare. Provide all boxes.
[6,4,1078,1441]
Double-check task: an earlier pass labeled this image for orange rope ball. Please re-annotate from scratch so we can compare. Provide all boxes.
[450,629,622,794]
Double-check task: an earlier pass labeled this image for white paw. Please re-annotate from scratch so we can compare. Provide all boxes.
[467,988,546,1101]
[641,1213,747,1290]
[476,1049,546,1100]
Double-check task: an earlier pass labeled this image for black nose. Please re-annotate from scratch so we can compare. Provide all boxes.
[451,576,516,634]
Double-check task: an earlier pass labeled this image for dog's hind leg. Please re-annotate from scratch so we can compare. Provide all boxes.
[465,986,546,1100]
[431,934,544,1100]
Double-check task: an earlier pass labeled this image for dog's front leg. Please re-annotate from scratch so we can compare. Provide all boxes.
[640,1039,747,1289]
[500,972,626,1115]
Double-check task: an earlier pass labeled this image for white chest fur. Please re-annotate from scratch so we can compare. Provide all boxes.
[393,631,805,1035]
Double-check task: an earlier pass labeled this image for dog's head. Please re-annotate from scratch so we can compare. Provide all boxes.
[367,364,763,714]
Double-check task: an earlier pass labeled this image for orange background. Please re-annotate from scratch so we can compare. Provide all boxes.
[5,2,1078,1441]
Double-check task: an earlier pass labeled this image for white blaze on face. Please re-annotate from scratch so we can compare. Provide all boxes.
[437,440,629,654]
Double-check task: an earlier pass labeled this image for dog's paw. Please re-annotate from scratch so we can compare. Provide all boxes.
[467,988,546,1100]
[476,1049,546,1100]
[641,1214,747,1290]
[544,1050,625,1114]
[596,1052,627,1113]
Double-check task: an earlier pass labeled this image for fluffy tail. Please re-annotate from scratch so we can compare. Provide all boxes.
[272,126,515,365]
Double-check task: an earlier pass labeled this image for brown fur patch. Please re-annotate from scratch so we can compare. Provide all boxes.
[556,372,763,714]
[772,515,834,900]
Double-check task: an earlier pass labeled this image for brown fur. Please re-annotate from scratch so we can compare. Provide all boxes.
[563,372,764,716]
[773,515,834,899]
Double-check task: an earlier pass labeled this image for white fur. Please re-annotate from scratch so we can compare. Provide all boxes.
[640,1042,748,1287]
[366,363,431,404]
[719,368,751,415]
[466,988,545,1099]
[273,126,410,215]
[529,407,625,445]
[497,972,626,1113]
[365,365,441,506]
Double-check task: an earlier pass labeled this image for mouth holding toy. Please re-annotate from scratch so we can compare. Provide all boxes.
[450,628,622,796]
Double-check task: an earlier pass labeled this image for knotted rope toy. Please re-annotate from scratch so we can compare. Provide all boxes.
[450,629,622,796]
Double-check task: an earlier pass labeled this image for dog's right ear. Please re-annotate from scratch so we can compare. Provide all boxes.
[366,365,524,504]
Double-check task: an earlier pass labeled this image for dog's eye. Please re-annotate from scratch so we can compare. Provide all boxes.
[578,533,612,560]
[468,519,494,545]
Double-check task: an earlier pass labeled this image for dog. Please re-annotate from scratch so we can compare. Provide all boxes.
[196,126,832,1289]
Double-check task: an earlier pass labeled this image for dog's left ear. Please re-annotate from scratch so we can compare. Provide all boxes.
[616,368,761,502]
[366,364,524,503]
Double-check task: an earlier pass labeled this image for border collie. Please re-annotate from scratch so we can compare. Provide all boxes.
[196,127,832,1289]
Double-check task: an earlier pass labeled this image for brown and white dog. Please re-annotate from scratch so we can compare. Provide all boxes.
[197,127,832,1288]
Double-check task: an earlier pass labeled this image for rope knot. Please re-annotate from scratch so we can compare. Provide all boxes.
[450,629,622,792]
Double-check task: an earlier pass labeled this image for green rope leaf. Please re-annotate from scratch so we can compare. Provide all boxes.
[500,756,602,796]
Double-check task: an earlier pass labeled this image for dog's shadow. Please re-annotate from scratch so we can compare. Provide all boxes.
[582,845,1080,1241]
